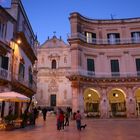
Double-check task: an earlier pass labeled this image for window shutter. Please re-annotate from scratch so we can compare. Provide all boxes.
[87,59,95,71]
[1,56,9,70]
[111,60,119,72]
[136,59,140,71]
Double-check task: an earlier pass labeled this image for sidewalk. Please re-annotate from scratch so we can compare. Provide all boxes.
[0,116,140,140]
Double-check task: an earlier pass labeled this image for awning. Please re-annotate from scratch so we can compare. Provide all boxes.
[0,91,30,102]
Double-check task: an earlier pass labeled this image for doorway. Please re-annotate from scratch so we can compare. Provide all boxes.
[108,89,126,118]
[50,94,56,107]
[84,88,100,117]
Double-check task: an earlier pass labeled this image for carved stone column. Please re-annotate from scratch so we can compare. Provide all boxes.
[126,87,137,118]
[79,86,84,115]
[99,87,110,118]
[71,87,79,113]
[71,82,80,113]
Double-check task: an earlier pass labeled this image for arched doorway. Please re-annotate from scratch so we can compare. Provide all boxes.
[84,88,100,117]
[135,88,140,116]
[108,88,126,118]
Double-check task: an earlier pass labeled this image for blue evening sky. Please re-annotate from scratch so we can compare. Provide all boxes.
[1,0,140,44]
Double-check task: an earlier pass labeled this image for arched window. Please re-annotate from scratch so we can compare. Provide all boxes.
[52,59,56,69]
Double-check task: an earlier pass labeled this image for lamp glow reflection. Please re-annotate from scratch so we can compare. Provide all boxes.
[88,94,91,97]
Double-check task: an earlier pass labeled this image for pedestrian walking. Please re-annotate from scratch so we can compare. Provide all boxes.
[42,107,47,121]
[56,108,61,130]
[64,111,69,126]
[75,110,81,131]
[75,110,87,131]
[59,110,65,130]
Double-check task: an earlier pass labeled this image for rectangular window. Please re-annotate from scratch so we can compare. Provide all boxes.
[111,60,120,76]
[0,55,9,70]
[85,32,96,44]
[18,63,25,81]
[131,32,140,43]
[87,58,95,75]
[29,71,33,85]
[136,58,140,76]
[0,22,5,38]
[107,33,120,44]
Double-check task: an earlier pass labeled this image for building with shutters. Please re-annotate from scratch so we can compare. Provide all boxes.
[67,12,140,118]
[0,0,38,118]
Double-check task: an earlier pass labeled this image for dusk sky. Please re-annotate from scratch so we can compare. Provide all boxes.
[1,0,140,44]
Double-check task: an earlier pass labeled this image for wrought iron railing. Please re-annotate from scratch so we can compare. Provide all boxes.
[12,73,37,91]
[0,67,9,80]
[68,33,140,45]
[66,69,140,78]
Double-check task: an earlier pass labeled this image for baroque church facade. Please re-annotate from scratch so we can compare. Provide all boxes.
[37,36,72,109]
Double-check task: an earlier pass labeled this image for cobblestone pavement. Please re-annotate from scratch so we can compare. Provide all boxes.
[0,116,140,140]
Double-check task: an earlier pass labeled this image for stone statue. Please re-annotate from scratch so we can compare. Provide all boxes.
[99,98,109,118]
[126,97,136,118]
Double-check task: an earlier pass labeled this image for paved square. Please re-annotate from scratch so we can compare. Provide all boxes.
[0,116,140,140]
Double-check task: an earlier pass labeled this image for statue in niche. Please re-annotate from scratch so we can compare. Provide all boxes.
[41,56,44,64]
[99,98,109,118]
[127,97,136,118]
[64,56,67,63]
[64,90,67,99]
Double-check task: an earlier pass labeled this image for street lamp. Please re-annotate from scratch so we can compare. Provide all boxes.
[16,39,21,45]
[113,93,118,97]
[88,94,91,97]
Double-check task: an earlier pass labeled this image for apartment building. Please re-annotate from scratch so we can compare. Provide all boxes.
[67,12,140,118]
[0,0,38,117]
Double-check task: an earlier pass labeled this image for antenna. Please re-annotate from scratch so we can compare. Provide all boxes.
[110,14,116,20]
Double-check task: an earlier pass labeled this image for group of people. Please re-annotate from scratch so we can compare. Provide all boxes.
[56,107,71,130]
[56,108,87,131]
[31,106,87,131]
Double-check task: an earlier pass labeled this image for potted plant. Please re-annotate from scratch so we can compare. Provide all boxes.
[4,114,17,130]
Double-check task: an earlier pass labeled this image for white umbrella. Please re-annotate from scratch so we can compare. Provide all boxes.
[0,91,30,102]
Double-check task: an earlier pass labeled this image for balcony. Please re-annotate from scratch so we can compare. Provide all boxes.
[12,73,37,92]
[66,69,140,79]
[0,67,9,81]
[18,23,37,57]
[68,33,140,45]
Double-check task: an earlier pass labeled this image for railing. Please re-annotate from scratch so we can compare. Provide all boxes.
[12,73,37,91]
[38,68,140,78]
[68,33,140,45]
[0,67,10,81]
[0,36,10,46]
[66,69,140,78]
[18,24,36,55]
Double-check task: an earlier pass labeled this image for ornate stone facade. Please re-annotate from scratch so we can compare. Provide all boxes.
[67,12,140,118]
[36,36,72,108]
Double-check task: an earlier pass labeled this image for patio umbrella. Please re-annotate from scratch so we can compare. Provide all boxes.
[0,91,30,102]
